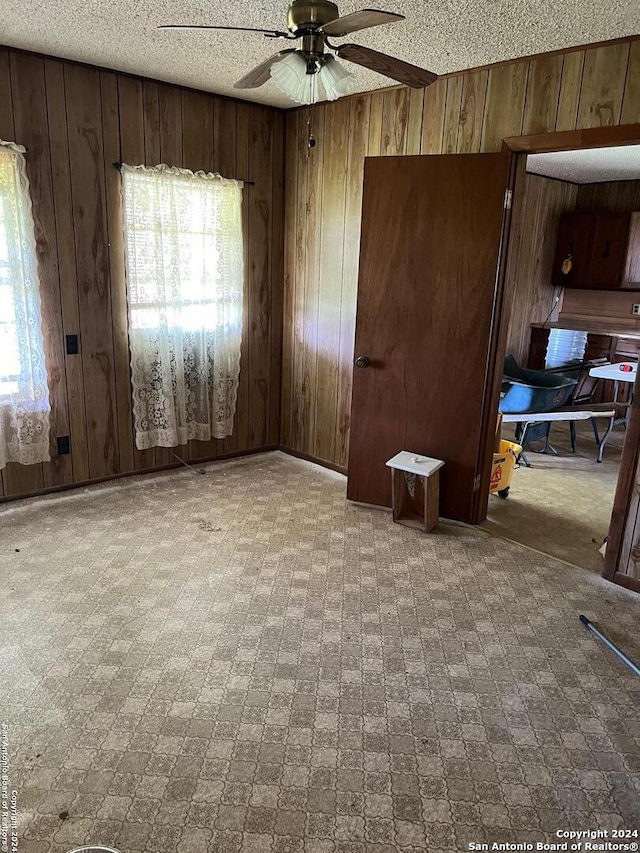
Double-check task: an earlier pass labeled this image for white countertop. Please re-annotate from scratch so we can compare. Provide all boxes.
[385,451,444,476]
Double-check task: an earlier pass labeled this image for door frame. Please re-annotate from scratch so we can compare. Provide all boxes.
[470,153,518,523]
[492,122,640,592]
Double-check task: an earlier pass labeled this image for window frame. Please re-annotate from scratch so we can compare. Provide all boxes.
[0,142,44,402]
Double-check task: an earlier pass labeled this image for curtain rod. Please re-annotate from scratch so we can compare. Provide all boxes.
[112,161,255,185]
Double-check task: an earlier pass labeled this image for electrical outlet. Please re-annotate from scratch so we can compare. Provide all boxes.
[633,304,640,316]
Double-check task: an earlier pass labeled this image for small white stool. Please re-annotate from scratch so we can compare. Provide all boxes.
[386,451,444,533]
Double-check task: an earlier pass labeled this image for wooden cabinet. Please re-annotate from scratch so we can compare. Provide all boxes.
[552,211,640,289]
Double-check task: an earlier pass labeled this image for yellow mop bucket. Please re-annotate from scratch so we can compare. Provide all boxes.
[490,439,522,498]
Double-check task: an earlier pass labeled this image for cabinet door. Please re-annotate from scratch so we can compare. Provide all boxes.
[587,212,630,288]
[552,212,593,287]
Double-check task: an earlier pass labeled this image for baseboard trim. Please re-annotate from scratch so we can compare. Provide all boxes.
[279,445,348,476]
[610,571,640,594]
[0,445,278,504]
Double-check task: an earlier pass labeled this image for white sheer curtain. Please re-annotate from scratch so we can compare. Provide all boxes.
[0,141,50,470]
[121,164,244,450]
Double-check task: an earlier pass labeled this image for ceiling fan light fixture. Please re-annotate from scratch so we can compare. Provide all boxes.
[270,52,318,104]
[270,50,353,105]
[318,55,354,100]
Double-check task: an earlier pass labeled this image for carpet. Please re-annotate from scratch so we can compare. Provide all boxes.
[0,452,638,853]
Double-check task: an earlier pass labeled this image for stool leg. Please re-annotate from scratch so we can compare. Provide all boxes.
[425,472,439,532]
[391,469,399,522]
[569,421,577,453]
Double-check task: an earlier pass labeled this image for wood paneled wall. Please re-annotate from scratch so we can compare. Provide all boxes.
[281,39,640,469]
[0,47,284,500]
[504,163,577,364]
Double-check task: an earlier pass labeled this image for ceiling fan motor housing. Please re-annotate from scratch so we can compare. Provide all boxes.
[287,0,339,33]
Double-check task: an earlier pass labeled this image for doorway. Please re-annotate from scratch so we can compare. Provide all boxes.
[488,125,640,591]
[346,123,640,591]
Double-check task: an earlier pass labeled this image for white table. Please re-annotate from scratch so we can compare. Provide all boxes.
[588,362,636,458]
[502,408,616,464]
[588,362,637,383]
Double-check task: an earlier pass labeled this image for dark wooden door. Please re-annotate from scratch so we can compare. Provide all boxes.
[347,153,513,523]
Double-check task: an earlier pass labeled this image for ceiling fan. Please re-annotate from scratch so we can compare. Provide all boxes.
[160,0,437,104]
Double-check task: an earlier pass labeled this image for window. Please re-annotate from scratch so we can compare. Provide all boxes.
[0,142,50,470]
[121,164,244,450]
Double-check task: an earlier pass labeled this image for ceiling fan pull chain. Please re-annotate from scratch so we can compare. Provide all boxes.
[306,107,317,157]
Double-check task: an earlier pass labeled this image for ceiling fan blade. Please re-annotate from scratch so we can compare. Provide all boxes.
[234,50,296,89]
[336,43,437,88]
[159,25,293,39]
[321,9,404,37]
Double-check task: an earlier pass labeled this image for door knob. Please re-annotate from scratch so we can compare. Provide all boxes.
[355,356,371,368]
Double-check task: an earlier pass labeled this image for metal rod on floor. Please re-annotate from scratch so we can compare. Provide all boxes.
[580,615,640,676]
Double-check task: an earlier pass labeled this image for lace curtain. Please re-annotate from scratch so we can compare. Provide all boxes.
[0,141,50,470]
[121,164,244,450]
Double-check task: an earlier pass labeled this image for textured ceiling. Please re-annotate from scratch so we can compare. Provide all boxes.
[2,0,640,108]
[527,145,640,184]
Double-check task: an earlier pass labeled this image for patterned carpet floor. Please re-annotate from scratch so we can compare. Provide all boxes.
[0,451,638,853]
